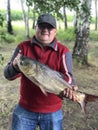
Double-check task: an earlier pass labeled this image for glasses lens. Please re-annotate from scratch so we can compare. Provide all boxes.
[38,23,54,30]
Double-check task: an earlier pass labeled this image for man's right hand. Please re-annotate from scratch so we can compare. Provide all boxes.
[12,52,21,71]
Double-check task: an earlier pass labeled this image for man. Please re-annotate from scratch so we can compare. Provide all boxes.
[4,13,78,130]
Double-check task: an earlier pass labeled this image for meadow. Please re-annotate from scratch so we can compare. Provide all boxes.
[0,21,98,130]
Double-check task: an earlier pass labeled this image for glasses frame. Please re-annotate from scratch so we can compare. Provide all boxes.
[38,23,55,30]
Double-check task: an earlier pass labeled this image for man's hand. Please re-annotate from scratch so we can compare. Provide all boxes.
[64,86,78,101]
[59,86,78,101]
[12,52,21,71]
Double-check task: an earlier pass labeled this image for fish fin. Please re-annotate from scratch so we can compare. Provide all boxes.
[39,85,48,96]
[29,77,47,96]
[79,100,86,114]
[79,93,98,114]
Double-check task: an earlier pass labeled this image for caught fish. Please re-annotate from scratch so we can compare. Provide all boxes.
[16,54,98,113]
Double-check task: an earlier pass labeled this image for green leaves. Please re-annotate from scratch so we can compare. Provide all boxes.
[0,13,4,27]
[26,0,90,21]
[0,54,4,65]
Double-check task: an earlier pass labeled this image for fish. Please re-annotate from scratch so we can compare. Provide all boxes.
[15,54,98,113]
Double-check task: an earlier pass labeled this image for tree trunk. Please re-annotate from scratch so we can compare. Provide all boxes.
[72,0,91,65]
[95,0,98,30]
[63,4,67,29]
[73,11,77,27]
[7,0,13,34]
[20,0,30,38]
[32,11,36,29]
[72,23,89,65]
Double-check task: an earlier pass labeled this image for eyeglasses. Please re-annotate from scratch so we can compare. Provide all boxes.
[38,23,54,30]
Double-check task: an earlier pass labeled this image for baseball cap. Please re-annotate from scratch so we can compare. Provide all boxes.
[37,13,56,28]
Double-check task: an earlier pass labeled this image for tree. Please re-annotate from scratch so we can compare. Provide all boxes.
[20,0,30,38]
[72,0,91,65]
[26,0,80,28]
[7,0,13,34]
[63,4,67,29]
[95,0,98,30]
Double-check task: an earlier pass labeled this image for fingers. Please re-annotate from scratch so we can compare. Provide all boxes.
[73,86,78,91]
[12,50,22,71]
[14,50,22,63]
[64,88,77,102]
[19,50,22,54]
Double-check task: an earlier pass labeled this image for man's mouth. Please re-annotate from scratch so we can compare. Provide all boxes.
[41,33,49,36]
[41,31,50,36]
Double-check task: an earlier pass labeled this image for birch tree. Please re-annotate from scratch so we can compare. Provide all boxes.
[7,0,13,34]
[72,0,91,65]
[95,0,98,30]
[20,0,30,38]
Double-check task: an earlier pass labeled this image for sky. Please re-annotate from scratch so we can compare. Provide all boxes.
[0,0,97,17]
[0,0,21,10]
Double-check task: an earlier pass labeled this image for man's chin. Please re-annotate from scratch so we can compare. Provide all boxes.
[40,40,50,45]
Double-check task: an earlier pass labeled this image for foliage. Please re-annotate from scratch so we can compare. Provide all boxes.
[0,9,96,24]
[26,0,90,20]
[0,22,98,44]
[0,12,5,43]
[11,10,23,21]
[0,10,34,21]
[0,26,15,43]
[90,30,98,41]
[26,0,79,19]
[0,54,4,65]
[0,13,4,27]
[57,28,76,41]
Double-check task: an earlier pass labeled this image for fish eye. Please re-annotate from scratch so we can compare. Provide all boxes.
[20,60,24,65]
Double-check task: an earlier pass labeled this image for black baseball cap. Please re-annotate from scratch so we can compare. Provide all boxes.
[37,13,56,28]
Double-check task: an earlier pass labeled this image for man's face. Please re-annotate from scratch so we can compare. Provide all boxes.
[35,23,57,45]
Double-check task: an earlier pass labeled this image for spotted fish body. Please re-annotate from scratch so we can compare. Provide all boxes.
[16,54,98,113]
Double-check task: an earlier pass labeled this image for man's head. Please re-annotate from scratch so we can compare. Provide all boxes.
[35,14,57,45]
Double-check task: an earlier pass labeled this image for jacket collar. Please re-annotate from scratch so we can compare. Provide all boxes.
[31,36,58,51]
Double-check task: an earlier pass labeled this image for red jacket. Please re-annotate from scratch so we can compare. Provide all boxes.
[4,36,76,113]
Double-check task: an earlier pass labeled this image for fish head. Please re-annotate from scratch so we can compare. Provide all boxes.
[17,55,37,77]
[19,56,30,66]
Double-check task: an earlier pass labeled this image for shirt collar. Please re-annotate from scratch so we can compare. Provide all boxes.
[31,36,58,51]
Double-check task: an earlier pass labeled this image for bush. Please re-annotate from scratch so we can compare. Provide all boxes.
[90,30,98,41]
[0,10,34,21]
[57,27,76,42]
[0,54,4,65]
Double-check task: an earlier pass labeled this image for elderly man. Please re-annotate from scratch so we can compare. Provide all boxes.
[4,13,78,130]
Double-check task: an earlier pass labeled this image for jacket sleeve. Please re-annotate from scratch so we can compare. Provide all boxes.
[61,51,76,87]
[4,46,21,80]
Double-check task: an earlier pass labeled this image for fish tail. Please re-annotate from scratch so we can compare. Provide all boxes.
[85,94,98,102]
[79,94,98,114]
[79,100,87,114]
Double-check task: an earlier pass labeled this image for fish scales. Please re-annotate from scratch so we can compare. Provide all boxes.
[35,64,69,94]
